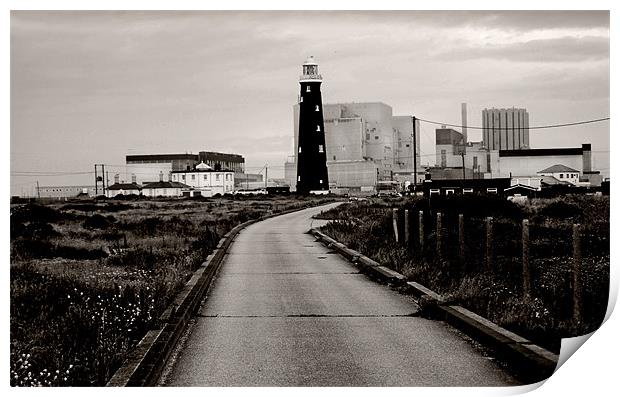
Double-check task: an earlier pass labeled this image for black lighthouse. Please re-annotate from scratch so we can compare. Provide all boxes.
[296,56,329,194]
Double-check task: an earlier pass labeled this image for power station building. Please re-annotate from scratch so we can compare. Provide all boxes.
[432,124,599,186]
[482,107,530,150]
[285,101,423,193]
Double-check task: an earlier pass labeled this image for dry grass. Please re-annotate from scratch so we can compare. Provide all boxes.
[319,195,609,353]
[10,195,335,386]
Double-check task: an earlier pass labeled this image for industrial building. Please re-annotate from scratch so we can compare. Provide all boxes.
[482,107,530,150]
[285,101,424,193]
[431,103,601,187]
[36,185,96,199]
[125,151,257,187]
[433,123,598,185]
[434,127,496,179]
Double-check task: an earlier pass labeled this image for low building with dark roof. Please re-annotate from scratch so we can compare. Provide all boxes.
[142,180,189,197]
[106,183,142,197]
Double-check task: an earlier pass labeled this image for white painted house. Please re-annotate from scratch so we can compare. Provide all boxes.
[171,162,235,197]
[142,181,189,197]
[106,182,142,197]
[537,164,580,186]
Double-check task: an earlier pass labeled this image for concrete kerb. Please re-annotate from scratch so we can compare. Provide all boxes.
[310,228,559,384]
[107,203,333,387]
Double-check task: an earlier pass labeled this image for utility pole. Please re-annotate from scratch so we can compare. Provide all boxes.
[102,164,106,197]
[265,165,268,189]
[412,116,418,193]
[461,152,466,180]
[94,164,98,196]
[36,180,41,199]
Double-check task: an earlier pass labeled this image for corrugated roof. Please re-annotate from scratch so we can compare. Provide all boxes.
[537,164,579,173]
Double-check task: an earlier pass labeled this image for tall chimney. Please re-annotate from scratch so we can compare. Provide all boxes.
[461,103,468,144]
[114,174,119,184]
[159,171,164,182]
[131,174,137,184]
[582,143,592,173]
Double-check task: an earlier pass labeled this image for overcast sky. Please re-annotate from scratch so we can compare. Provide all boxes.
[10,10,610,194]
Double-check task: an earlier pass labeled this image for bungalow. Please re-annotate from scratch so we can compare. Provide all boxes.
[106,182,142,197]
[142,180,189,197]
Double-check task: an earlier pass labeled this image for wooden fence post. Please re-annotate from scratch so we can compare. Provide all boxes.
[485,217,493,272]
[404,209,410,246]
[458,214,465,265]
[392,208,399,243]
[418,210,424,252]
[522,219,531,300]
[573,223,583,326]
[436,212,443,259]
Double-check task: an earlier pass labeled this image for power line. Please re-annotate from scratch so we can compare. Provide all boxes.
[417,117,610,131]
[11,171,93,176]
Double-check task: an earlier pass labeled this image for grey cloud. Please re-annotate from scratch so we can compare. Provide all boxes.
[436,36,609,63]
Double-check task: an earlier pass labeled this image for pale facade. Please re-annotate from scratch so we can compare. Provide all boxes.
[434,128,498,178]
[392,116,420,173]
[38,185,96,198]
[482,107,530,150]
[286,102,421,192]
[537,165,580,185]
[171,162,235,197]
[497,149,587,179]
[142,181,188,197]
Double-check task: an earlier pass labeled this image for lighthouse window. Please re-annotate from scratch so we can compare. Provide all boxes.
[318,145,324,153]
[316,125,321,132]
[298,176,301,182]
[315,105,320,112]
[319,179,323,184]
[298,147,302,153]
[306,86,311,92]
[300,96,303,103]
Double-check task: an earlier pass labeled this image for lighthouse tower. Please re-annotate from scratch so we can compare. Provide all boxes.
[296,56,329,194]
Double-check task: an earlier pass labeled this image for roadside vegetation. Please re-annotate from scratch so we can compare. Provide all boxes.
[10,195,335,386]
[317,194,609,353]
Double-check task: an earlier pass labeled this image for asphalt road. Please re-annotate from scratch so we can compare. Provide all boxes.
[163,203,517,387]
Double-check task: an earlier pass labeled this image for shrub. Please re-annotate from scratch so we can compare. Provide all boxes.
[83,214,113,230]
[11,204,62,224]
[538,201,583,220]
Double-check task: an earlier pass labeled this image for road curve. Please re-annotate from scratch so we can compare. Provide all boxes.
[163,203,517,387]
